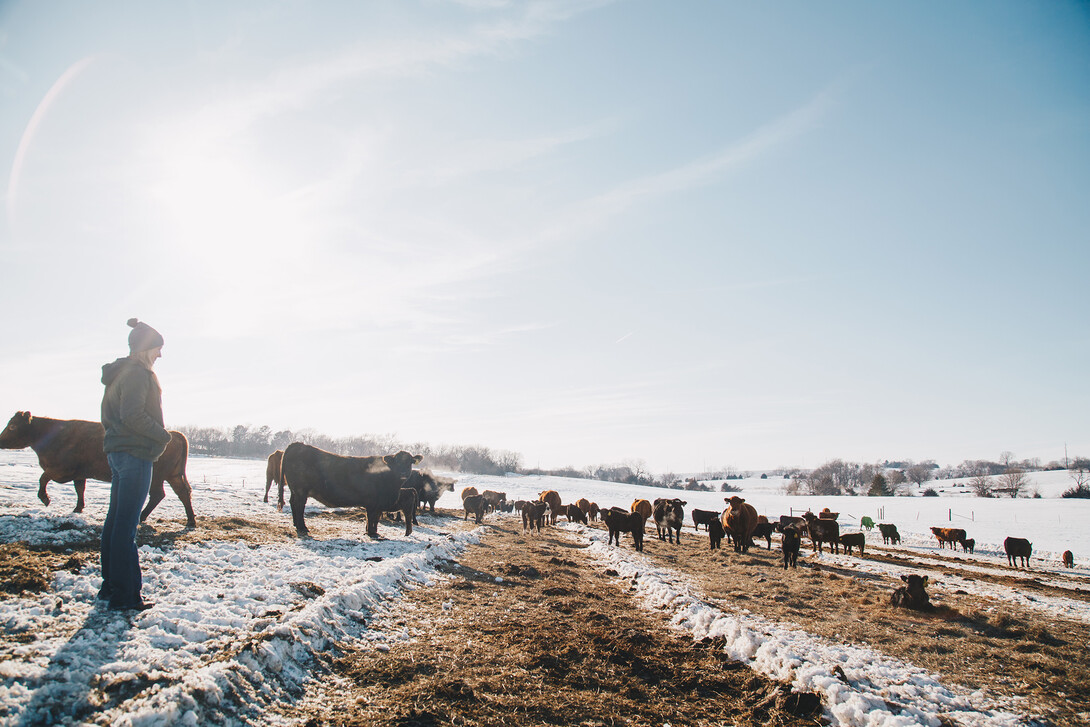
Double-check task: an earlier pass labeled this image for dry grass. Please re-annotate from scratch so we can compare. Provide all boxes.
[280,520,825,727]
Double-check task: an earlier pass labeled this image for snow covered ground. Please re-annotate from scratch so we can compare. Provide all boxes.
[1,450,1087,726]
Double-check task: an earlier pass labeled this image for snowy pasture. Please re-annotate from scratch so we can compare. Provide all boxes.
[1,450,1088,726]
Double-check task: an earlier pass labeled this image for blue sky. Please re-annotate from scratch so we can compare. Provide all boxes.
[1,1,1088,473]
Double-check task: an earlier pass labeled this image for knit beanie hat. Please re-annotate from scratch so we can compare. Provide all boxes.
[127,318,164,353]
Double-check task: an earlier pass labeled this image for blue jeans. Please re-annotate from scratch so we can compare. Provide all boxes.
[100,452,153,609]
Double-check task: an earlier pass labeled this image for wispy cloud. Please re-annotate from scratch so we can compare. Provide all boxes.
[170,1,610,146]
[539,89,836,245]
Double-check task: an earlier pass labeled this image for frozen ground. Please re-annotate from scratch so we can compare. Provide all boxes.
[1,451,1087,725]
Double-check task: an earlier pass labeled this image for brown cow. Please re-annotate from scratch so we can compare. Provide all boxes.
[723,496,758,553]
[631,498,652,523]
[1004,537,1032,568]
[575,498,591,516]
[930,527,967,550]
[890,574,932,611]
[0,412,196,527]
[1062,550,1074,568]
[279,442,421,537]
[802,511,839,554]
[589,502,601,522]
[539,490,562,523]
[461,486,479,501]
[602,507,644,551]
[839,532,865,556]
[264,449,283,503]
[652,498,686,544]
[962,538,975,554]
[463,494,487,524]
[521,500,548,532]
[479,489,507,512]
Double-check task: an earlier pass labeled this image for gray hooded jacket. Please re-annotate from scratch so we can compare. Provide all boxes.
[101,357,171,462]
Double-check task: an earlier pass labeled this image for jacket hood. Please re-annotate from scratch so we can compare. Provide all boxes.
[101,357,135,386]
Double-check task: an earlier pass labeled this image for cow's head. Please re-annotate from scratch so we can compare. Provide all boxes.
[900,574,928,590]
[0,411,33,449]
[383,450,423,477]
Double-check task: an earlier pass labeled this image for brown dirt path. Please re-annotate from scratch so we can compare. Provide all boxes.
[280,517,825,727]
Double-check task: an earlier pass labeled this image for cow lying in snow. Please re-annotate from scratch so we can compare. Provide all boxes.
[890,574,932,611]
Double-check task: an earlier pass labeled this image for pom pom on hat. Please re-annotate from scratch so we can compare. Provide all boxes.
[127,318,164,353]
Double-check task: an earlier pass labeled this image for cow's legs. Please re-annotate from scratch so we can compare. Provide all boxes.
[366,506,382,538]
[141,479,166,523]
[290,492,309,536]
[73,478,86,513]
[37,473,52,506]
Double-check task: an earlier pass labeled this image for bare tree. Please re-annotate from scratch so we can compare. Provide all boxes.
[905,461,936,491]
[969,471,994,497]
[994,466,1031,498]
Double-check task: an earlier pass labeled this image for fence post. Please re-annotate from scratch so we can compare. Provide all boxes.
[949,508,952,522]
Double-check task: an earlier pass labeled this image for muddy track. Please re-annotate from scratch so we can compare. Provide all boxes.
[635,523,1090,726]
[280,519,825,727]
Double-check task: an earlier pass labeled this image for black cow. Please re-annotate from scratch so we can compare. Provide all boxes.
[752,521,775,550]
[562,504,588,525]
[1004,537,1032,568]
[412,470,455,514]
[602,507,645,551]
[802,512,840,554]
[890,574,932,611]
[781,526,802,570]
[278,442,421,538]
[708,519,725,550]
[653,498,686,544]
[691,508,720,532]
[878,523,901,545]
[839,532,865,556]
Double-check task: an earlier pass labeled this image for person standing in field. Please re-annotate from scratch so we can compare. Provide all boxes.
[98,318,172,611]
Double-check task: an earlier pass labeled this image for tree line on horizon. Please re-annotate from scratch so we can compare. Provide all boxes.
[174,423,1090,499]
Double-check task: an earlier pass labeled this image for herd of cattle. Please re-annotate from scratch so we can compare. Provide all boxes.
[2,412,1076,610]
